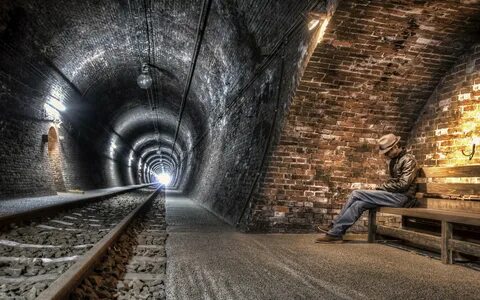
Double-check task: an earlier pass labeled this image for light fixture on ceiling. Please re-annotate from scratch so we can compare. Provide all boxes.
[137,63,153,89]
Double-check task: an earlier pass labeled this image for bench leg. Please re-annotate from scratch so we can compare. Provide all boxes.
[368,209,377,243]
[401,216,408,229]
[441,221,453,264]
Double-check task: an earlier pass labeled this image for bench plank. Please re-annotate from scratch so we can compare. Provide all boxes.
[376,225,440,250]
[420,165,480,178]
[379,208,480,226]
[449,239,480,257]
[418,198,480,212]
[418,183,480,195]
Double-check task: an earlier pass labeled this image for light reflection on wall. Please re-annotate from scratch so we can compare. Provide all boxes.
[435,81,479,165]
[109,139,117,159]
[128,151,135,167]
[44,102,61,120]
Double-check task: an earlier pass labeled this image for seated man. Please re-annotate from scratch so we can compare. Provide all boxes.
[315,133,418,243]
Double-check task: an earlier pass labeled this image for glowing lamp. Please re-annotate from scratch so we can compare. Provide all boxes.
[137,73,152,89]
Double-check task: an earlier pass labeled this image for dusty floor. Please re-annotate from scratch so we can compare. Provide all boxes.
[166,194,480,300]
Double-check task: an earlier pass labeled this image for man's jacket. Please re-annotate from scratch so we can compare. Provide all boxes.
[378,149,417,200]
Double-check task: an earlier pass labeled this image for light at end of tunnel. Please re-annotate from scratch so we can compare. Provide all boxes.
[156,173,172,186]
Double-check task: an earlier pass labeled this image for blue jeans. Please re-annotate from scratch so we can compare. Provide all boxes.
[328,190,409,237]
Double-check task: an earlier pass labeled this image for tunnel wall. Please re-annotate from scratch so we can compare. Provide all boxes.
[188,1,322,225]
[0,62,135,200]
[0,72,138,200]
[244,44,392,233]
[408,43,480,167]
[0,116,55,199]
[0,115,101,199]
[0,1,141,199]
[0,111,140,200]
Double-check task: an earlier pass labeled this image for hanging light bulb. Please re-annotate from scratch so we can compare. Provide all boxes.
[137,63,153,89]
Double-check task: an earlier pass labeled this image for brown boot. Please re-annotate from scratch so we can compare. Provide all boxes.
[315,234,343,243]
[316,223,333,234]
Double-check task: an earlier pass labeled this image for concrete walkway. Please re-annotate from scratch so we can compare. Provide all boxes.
[166,194,480,300]
[0,184,148,216]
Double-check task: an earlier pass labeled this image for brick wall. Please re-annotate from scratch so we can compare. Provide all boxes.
[243,0,480,232]
[0,117,55,199]
[0,114,105,200]
[0,62,112,200]
[409,43,480,167]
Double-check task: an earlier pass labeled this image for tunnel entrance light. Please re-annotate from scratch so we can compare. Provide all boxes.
[137,63,153,89]
[156,173,172,186]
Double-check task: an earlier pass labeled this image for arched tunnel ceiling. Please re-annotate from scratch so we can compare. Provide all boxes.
[111,105,192,153]
[133,133,182,158]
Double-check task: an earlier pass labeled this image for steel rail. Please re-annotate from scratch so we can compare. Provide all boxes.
[0,183,155,229]
[36,186,163,300]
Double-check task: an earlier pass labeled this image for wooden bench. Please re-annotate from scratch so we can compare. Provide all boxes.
[368,165,480,264]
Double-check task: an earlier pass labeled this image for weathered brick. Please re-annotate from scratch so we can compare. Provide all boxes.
[245,0,480,233]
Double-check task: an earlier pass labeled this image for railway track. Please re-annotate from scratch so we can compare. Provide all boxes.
[0,186,167,299]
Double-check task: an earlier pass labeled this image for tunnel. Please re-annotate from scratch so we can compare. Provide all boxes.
[0,0,328,226]
[1,0,480,299]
